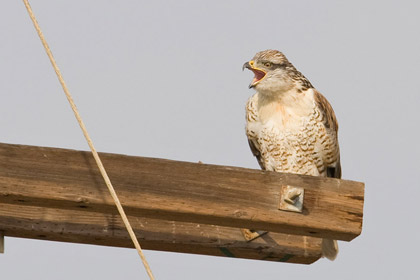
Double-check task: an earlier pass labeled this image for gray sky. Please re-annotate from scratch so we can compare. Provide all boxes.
[1,0,419,279]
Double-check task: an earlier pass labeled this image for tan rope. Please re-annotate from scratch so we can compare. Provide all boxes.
[22,1,155,279]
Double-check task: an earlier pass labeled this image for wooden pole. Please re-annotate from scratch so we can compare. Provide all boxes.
[0,143,364,241]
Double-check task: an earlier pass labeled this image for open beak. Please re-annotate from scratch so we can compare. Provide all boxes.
[243,60,266,88]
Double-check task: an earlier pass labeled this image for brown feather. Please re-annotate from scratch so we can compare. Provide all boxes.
[313,89,339,132]
[248,139,265,170]
[313,89,341,179]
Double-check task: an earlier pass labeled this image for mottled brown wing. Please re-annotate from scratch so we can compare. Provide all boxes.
[314,90,339,131]
[314,90,341,179]
[248,139,266,170]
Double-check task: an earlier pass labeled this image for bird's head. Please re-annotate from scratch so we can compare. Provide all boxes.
[243,50,310,94]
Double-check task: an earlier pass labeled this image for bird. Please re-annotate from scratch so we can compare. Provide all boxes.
[243,49,340,260]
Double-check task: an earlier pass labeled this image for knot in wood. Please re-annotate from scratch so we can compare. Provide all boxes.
[233,210,247,218]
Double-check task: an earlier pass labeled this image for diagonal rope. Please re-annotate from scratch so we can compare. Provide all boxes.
[22,1,155,279]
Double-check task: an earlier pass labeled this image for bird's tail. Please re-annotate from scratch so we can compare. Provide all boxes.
[322,239,338,261]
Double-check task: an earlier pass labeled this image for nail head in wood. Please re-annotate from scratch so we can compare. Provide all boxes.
[279,185,304,213]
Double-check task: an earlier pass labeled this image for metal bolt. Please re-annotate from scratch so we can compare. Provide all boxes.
[279,185,304,213]
[284,188,303,205]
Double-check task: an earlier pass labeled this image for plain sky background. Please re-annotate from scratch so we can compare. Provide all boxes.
[1,0,419,279]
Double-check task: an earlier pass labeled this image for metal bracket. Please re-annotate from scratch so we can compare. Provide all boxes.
[240,229,268,242]
[278,185,304,213]
[0,231,4,253]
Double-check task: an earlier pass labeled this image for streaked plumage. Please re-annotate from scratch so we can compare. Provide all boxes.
[244,50,340,260]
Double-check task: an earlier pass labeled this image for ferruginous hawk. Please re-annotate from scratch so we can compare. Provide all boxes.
[243,49,340,260]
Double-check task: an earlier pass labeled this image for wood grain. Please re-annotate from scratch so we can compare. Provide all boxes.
[0,230,3,253]
[0,143,364,241]
[0,203,322,264]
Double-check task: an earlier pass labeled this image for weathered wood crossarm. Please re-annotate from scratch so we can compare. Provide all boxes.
[0,203,322,264]
[0,143,364,241]
[0,143,363,263]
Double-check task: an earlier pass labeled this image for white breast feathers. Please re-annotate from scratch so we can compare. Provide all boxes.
[245,88,339,176]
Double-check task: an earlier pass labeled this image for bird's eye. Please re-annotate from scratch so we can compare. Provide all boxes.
[264,62,272,67]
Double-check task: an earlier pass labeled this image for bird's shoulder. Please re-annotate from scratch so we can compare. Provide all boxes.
[312,89,339,133]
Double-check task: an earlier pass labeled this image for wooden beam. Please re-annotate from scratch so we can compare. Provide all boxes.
[0,231,3,253]
[0,143,364,241]
[0,203,322,264]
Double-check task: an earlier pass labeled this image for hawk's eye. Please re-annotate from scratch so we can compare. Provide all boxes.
[263,62,272,68]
